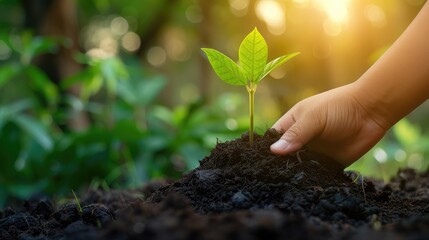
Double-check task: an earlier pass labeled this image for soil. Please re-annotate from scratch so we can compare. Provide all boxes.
[2,129,429,239]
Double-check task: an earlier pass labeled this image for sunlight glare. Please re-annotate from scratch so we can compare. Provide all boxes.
[255,0,286,35]
[292,0,310,8]
[293,0,308,4]
[312,0,351,24]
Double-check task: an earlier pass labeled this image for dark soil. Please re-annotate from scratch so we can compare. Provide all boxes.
[2,129,429,239]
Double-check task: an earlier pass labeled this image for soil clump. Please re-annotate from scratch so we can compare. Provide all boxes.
[2,129,429,239]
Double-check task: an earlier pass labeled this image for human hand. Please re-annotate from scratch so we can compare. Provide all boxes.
[270,83,389,166]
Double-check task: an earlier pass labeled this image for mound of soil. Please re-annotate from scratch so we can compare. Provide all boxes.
[2,129,429,239]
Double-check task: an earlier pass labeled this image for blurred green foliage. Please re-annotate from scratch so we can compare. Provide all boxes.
[0,31,244,207]
[348,118,429,183]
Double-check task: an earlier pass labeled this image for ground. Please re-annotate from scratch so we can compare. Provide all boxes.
[1,130,429,239]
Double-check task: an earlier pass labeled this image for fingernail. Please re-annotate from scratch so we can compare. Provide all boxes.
[270,139,290,153]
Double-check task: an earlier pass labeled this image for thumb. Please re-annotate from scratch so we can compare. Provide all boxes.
[270,117,321,155]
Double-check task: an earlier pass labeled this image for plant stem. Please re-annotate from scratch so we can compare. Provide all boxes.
[247,84,257,144]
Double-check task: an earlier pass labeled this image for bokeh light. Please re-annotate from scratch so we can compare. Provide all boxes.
[394,149,407,162]
[255,0,286,35]
[82,15,140,59]
[186,5,203,23]
[163,28,190,62]
[99,36,118,55]
[110,17,129,35]
[121,32,141,52]
[225,118,238,130]
[364,4,386,27]
[374,148,388,163]
[229,0,250,17]
[147,46,167,67]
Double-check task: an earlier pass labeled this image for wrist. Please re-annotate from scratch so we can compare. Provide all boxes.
[347,81,396,131]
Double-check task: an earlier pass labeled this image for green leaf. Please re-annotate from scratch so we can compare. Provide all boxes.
[20,33,58,64]
[117,75,166,106]
[0,99,33,119]
[137,76,166,105]
[13,115,53,151]
[27,36,58,58]
[62,67,103,100]
[201,48,246,86]
[112,120,147,142]
[61,69,91,89]
[0,122,22,166]
[25,66,58,105]
[259,52,300,81]
[86,74,103,99]
[239,28,268,83]
[0,63,21,89]
[151,106,174,125]
[100,57,129,94]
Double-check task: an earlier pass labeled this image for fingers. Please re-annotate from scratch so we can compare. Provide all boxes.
[272,111,295,132]
[270,112,322,155]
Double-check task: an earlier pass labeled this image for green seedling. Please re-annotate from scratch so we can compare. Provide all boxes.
[72,189,83,216]
[350,171,367,202]
[202,28,300,143]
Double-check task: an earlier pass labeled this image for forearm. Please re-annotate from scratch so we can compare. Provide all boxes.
[354,2,429,128]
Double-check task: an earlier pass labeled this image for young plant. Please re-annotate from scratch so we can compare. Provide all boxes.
[202,28,300,143]
[72,189,83,216]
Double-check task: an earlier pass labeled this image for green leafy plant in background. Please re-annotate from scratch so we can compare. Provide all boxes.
[202,28,300,143]
[0,32,244,207]
[0,32,60,106]
[347,118,429,182]
[0,32,61,206]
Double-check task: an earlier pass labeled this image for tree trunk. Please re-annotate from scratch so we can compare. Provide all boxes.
[21,0,89,130]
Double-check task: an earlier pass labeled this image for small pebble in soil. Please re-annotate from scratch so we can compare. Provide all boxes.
[195,169,221,183]
[231,191,252,208]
